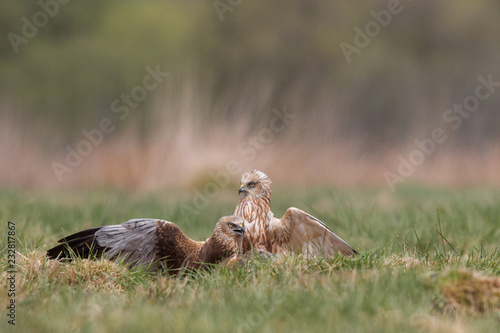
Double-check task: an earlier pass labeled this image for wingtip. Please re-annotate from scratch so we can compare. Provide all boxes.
[46,244,66,260]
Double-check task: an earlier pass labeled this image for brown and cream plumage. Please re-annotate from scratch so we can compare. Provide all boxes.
[234,170,356,256]
[47,216,245,274]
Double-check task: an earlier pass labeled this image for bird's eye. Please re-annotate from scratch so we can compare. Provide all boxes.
[228,223,234,228]
[248,182,256,187]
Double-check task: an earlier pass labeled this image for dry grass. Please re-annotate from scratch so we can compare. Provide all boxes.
[1,74,500,190]
[434,270,500,315]
[3,249,144,297]
[2,107,500,191]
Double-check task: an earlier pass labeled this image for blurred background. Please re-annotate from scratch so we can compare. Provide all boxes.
[1,0,500,190]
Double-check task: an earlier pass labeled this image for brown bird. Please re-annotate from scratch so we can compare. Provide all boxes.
[47,216,245,274]
[234,170,356,256]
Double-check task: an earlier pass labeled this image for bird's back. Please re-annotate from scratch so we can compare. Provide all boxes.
[155,222,204,271]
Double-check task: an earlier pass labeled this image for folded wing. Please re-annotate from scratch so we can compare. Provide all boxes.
[269,207,356,256]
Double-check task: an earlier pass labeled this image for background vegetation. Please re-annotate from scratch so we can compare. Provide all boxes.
[1,0,500,189]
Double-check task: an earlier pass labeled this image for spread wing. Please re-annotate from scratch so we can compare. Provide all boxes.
[95,218,162,267]
[47,219,171,269]
[269,207,356,256]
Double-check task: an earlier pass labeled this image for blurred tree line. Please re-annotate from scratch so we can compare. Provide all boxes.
[1,0,500,149]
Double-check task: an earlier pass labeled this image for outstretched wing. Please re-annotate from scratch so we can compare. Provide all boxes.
[95,218,163,267]
[269,207,356,256]
[47,219,171,269]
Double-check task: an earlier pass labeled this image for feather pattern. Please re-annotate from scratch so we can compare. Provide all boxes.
[235,170,356,256]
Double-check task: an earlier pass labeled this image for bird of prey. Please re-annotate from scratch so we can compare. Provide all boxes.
[47,216,245,274]
[234,170,356,256]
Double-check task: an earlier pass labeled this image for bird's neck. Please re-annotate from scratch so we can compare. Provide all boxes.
[234,194,271,223]
[199,236,235,264]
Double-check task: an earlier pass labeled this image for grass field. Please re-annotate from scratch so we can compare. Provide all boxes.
[1,185,499,332]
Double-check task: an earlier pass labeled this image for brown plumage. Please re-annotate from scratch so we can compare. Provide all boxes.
[47,216,245,274]
[234,170,356,256]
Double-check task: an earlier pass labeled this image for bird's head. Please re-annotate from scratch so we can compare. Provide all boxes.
[238,170,272,199]
[217,215,245,238]
[200,216,246,263]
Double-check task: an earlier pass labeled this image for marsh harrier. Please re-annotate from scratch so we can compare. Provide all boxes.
[47,216,245,274]
[234,170,356,256]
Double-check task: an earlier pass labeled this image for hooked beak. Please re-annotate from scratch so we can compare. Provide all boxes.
[238,184,245,194]
[234,224,244,236]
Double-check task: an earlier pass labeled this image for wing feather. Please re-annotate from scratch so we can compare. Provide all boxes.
[269,207,356,256]
[95,218,163,267]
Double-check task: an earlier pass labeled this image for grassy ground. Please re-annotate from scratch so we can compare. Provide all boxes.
[1,185,499,332]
